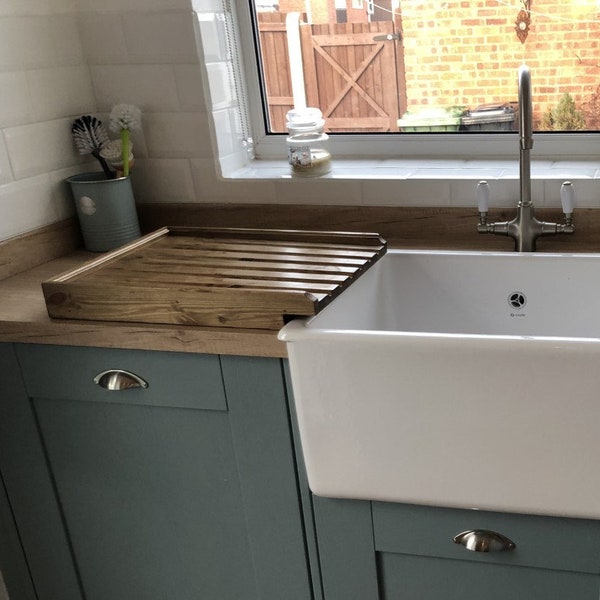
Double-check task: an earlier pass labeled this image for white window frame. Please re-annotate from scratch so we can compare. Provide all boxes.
[233,0,600,165]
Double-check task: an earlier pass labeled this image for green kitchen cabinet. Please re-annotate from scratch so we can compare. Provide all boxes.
[311,496,600,599]
[0,344,313,600]
[4,341,600,600]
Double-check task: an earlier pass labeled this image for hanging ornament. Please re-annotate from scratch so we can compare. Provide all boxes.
[515,1,531,44]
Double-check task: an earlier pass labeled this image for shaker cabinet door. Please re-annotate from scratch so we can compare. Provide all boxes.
[1,344,312,600]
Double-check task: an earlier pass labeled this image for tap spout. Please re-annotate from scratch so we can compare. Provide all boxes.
[476,64,575,251]
[518,64,533,207]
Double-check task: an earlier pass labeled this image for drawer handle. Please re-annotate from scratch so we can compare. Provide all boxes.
[93,370,149,391]
[453,529,516,553]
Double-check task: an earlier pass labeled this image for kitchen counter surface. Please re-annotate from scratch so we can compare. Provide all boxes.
[0,250,287,358]
[3,200,600,358]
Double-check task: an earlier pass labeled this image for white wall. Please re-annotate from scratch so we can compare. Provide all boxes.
[79,0,214,206]
[0,0,95,241]
[1,0,598,243]
[0,0,232,242]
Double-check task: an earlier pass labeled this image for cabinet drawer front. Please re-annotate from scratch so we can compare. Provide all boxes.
[379,553,600,600]
[372,502,600,574]
[16,345,226,411]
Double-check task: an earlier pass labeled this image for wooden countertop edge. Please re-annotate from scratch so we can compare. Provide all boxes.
[0,320,287,358]
[0,245,287,358]
[4,202,600,358]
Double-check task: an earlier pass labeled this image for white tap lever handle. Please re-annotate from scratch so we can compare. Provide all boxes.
[560,181,574,214]
[477,181,490,213]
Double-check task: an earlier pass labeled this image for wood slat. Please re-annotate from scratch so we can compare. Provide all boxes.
[43,227,387,330]
[85,265,352,285]
[144,241,379,260]
[95,257,360,276]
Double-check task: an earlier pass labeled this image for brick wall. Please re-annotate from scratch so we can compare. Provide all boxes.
[279,0,334,23]
[400,0,600,126]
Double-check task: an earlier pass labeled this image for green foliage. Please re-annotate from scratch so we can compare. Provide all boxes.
[540,93,586,131]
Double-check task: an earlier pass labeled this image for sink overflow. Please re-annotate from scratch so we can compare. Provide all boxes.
[508,292,527,309]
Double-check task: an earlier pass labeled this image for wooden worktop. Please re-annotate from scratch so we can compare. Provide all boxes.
[2,202,600,357]
[0,250,288,358]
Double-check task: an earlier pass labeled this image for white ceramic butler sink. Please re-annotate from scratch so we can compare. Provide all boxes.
[279,249,600,519]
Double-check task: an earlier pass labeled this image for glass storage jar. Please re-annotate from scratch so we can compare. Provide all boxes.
[286,108,332,177]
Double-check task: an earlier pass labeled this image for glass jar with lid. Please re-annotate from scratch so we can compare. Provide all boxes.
[286,108,332,177]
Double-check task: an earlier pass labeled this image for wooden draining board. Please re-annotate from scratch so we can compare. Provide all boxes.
[42,227,387,330]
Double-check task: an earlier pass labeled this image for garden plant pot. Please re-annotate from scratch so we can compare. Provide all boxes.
[67,172,141,252]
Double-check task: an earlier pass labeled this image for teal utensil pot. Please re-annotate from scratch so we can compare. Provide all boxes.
[67,172,141,252]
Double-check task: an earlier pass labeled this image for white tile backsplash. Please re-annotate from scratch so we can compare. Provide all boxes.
[90,65,181,112]
[0,0,77,17]
[174,64,207,111]
[0,174,62,239]
[0,72,32,128]
[122,12,199,64]
[0,0,599,243]
[78,0,192,12]
[143,112,212,159]
[4,118,81,180]
[362,178,452,207]
[196,13,230,63]
[0,134,13,185]
[0,3,92,240]
[130,158,196,203]
[190,157,277,203]
[274,178,363,205]
[78,13,129,65]
[28,66,95,122]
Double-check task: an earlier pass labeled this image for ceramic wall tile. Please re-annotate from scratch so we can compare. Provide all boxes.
[130,158,196,202]
[28,66,96,122]
[174,64,207,111]
[195,13,229,63]
[78,13,128,65]
[0,174,61,239]
[51,15,84,65]
[122,12,199,64]
[191,0,223,12]
[78,0,191,12]
[4,118,81,180]
[0,72,32,127]
[190,157,277,203]
[90,65,181,112]
[143,112,212,159]
[274,178,362,205]
[362,178,452,206]
[0,15,83,70]
[0,135,13,184]
[211,108,243,158]
[0,0,77,17]
[204,62,235,110]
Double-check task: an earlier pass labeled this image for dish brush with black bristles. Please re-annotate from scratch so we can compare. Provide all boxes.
[71,115,114,179]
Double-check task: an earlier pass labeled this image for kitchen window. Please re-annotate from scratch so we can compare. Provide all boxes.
[232,0,600,162]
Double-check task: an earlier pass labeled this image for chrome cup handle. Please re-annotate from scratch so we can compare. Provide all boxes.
[93,369,149,391]
[453,529,516,553]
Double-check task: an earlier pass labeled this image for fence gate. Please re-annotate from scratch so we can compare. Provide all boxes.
[301,21,404,132]
[256,13,295,134]
[257,14,405,133]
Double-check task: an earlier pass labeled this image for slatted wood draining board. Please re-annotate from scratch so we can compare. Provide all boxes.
[42,227,387,330]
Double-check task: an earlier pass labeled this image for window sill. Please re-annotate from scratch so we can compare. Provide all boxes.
[221,157,600,209]
[228,157,600,182]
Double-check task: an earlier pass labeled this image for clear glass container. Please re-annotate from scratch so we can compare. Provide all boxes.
[286,108,332,177]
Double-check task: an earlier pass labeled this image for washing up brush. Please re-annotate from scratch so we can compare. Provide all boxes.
[109,104,142,177]
[71,115,113,179]
[100,138,134,178]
